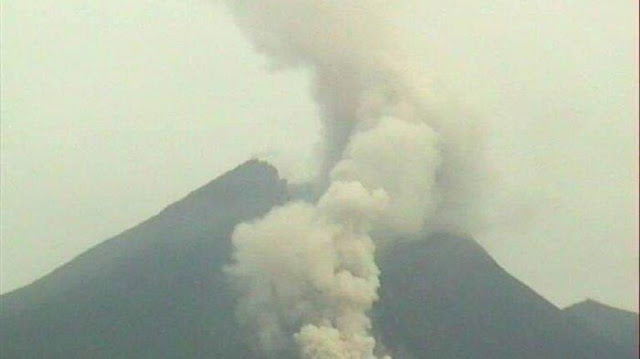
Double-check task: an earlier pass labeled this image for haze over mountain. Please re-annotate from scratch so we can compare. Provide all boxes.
[564,300,639,358]
[3,1,637,313]
[1,160,636,358]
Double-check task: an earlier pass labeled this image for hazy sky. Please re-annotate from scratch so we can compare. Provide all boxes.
[1,0,638,311]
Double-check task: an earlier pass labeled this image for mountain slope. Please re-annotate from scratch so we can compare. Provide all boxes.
[564,300,639,357]
[1,160,288,359]
[1,160,634,358]
[374,234,634,359]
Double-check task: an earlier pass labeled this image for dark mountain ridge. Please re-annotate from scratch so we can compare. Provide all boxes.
[1,160,636,358]
[1,160,288,358]
[564,299,639,357]
[375,234,634,358]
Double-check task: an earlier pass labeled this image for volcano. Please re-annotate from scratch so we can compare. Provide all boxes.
[0,160,636,358]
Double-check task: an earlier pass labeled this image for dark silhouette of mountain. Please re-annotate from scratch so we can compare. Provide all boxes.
[564,299,639,357]
[1,160,635,358]
[1,160,288,359]
[374,234,635,359]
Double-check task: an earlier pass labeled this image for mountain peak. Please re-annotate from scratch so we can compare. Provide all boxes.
[564,298,639,357]
[219,158,280,183]
[565,299,638,314]
[176,158,282,204]
[2,160,635,359]
[0,158,288,316]
[157,159,286,222]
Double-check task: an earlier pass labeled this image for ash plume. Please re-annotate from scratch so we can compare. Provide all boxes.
[223,1,488,358]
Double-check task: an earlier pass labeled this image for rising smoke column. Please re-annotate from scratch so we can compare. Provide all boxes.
[228,114,440,358]
[222,1,480,358]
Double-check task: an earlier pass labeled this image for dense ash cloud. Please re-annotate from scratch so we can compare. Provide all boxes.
[222,1,493,358]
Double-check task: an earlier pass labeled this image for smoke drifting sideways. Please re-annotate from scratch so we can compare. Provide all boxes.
[223,1,488,358]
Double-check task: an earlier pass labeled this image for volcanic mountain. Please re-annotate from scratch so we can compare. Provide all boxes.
[0,160,636,358]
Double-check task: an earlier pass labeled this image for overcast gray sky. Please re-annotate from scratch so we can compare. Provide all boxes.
[1,0,638,311]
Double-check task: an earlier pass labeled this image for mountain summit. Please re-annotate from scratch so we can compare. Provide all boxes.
[1,160,287,358]
[1,160,635,358]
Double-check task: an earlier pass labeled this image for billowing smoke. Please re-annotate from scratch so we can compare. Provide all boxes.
[223,1,486,358]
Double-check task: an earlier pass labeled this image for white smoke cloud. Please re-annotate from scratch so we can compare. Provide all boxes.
[331,116,441,234]
[223,0,405,175]
[227,116,443,357]
[223,1,489,358]
[227,102,443,357]
[227,187,388,357]
[296,325,390,359]
[223,0,492,233]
